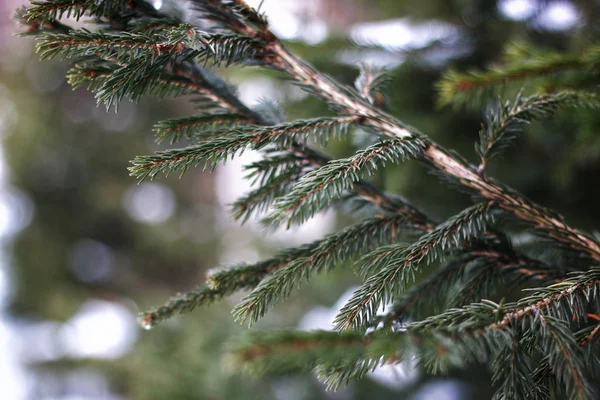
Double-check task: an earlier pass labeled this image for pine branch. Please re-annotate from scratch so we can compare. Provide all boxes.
[437,42,600,107]
[189,0,270,38]
[129,116,360,180]
[199,33,265,66]
[477,91,600,172]
[231,166,305,223]
[232,213,422,325]
[24,0,134,23]
[334,201,500,330]
[141,213,425,329]
[354,64,391,107]
[154,114,252,144]
[491,330,536,400]
[447,254,557,308]
[269,136,427,225]
[256,35,600,264]
[532,314,591,400]
[139,285,223,330]
[22,2,441,226]
[228,329,398,380]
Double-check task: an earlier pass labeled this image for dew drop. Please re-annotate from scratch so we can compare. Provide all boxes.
[137,312,157,330]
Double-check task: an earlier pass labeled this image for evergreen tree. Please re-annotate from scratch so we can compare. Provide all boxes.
[15,0,600,398]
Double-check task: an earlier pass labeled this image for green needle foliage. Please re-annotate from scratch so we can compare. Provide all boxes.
[18,0,600,398]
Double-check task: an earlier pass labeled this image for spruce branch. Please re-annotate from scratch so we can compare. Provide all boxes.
[477,91,600,172]
[154,114,254,144]
[379,243,557,327]
[36,30,184,63]
[198,33,265,66]
[532,314,591,400]
[139,285,223,330]
[244,35,600,263]
[491,329,536,400]
[129,116,360,180]
[15,5,71,34]
[140,259,288,329]
[228,329,391,377]
[354,64,391,107]
[141,213,427,329]
[334,201,500,330]
[21,2,600,391]
[231,303,511,382]
[21,2,437,225]
[232,150,315,222]
[189,0,270,39]
[232,213,423,325]
[203,33,600,265]
[269,136,427,225]
[24,0,134,23]
[579,324,600,349]
[437,42,600,107]
[231,166,305,223]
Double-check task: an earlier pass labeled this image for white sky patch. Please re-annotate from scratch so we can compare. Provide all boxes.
[237,77,283,107]
[59,300,138,359]
[410,380,471,400]
[535,1,580,31]
[338,49,405,68]
[0,315,29,399]
[246,0,328,44]
[350,19,459,51]
[123,182,176,224]
[0,188,34,241]
[498,0,537,21]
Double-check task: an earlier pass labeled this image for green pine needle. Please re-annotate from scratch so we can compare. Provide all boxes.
[269,136,427,226]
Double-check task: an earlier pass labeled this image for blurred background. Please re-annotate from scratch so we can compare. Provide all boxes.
[0,0,599,398]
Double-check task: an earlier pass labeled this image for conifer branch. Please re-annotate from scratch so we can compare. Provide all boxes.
[154,114,253,144]
[232,213,424,325]
[20,1,600,392]
[437,42,600,107]
[24,0,135,23]
[129,116,360,180]
[257,36,600,264]
[477,91,600,172]
[579,324,600,349]
[229,330,389,377]
[491,330,536,400]
[354,64,391,107]
[141,213,430,329]
[139,285,223,329]
[231,166,304,223]
[15,5,71,33]
[532,314,590,399]
[269,136,427,225]
[379,243,557,327]
[17,1,459,226]
[334,201,500,330]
